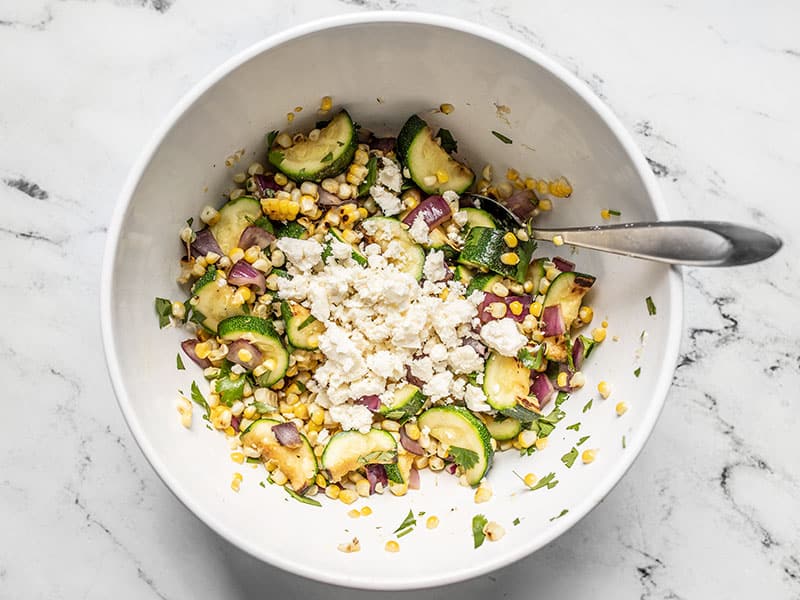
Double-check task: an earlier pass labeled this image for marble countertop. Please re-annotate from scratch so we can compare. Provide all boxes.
[2,1,798,598]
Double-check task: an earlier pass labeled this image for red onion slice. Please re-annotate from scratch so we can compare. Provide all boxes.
[226,339,263,371]
[446,462,458,475]
[239,225,274,250]
[191,228,223,257]
[365,464,388,494]
[542,304,566,337]
[553,256,575,272]
[572,336,585,371]
[228,260,266,295]
[478,293,532,323]
[254,174,280,196]
[401,195,451,230]
[318,188,346,206]
[371,137,396,154]
[530,372,555,408]
[399,425,425,456]
[181,339,211,368]
[405,366,426,388]
[230,415,241,433]
[272,422,302,448]
[408,467,420,490]
[503,189,538,222]
[357,395,382,413]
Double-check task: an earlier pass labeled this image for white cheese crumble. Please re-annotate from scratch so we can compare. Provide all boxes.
[408,215,430,244]
[370,185,402,216]
[376,157,402,192]
[329,404,374,433]
[275,237,323,272]
[453,210,469,227]
[464,384,491,412]
[479,318,528,357]
[423,250,448,282]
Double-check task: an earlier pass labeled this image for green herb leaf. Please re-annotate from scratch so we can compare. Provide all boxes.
[491,130,513,144]
[321,151,334,163]
[188,308,207,327]
[449,446,479,471]
[186,217,194,228]
[436,128,458,154]
[634,367,641,378]
[561,447,578,468]
[258,481,266,488]
[266,130,279,147]
[246,457,261,464]
[214,362,246,406]
[646,296,657,316]
[396,527,414,538]
[384,463,404,484]
[622,435,627,449]
[549,509,569,521]
[608,209,621,216]
[284,486,322,507]
[297,314,317,331]
[253,401,276,414]
[514,470,559,491]
[268,149,285,165]
[176,353,185,370]
[154,297,172,328]
[472,514,488,548]
[512,517,521,526]
[358,155,378,197]
[394,509,416,533]
[517,345,545,370]
[418,511,426,516]
[358,450,397,465]
[565,422,581,432]
[582,399,593,413]
[253,215,275,233]
[555,392,569,407]
[190,381,210,420]
[577,435,590,446]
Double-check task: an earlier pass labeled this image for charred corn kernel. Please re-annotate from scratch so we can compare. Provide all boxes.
[230,472,243,492]
[436,170,449,184]
[506,168,519,181]
[228,247,245,263]
[338,538,360,553]
[354,149,369,166]
[490,282,509,297]
[549,176,572,197]
[616,401,628,416]
[570,371,586,388]
[538,198,553,211]
[230,452,244,464]
[582,449,597,464]
[597,380,611,398]
[552,234,564,246]
[404,423,421,440]
[474,485,492,504]
[177,397,192,428]
[429,456,445,471]
[484,521,505,542]
[424,515,439,530]
[578,305,594,323]
[529,301,543,317]
[320,95,333,112]
[339,489,358,505]
[325,484,341,500]
[592,327,607,343]
[194,341,212,360]
[535,437,549,451]
[557,371,568,388]
[439,102,454,114]
[347,509,361,519]
[489,302,507,319]
[523,472,538,487]
[346,164,368,185]
[518,430,538,449]
[500,252,520,266]
[508,301,524,316]
[360,506,372,517]
[356,479,371,497]
[385,540,400,553]
[502,232,518,248]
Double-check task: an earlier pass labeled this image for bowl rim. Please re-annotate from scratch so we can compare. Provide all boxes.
[100,10,684,591]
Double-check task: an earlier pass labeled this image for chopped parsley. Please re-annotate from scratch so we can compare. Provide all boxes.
[561,447,579,468]
[258,481,266,488]
[634,367,642,378]
[176,353,185,370]
[188,308,207,327]
[491,130,513,144]
[437,128,458,153]
[512,517,521,526]
[394,509,417,534]
[549,509,569,521]
[266,130,279,147]
[472,514,488,548]
[190,381,211,420]
[514,470,559,491]
[284,486,322,507]
[358,155,378,197]
[622,435,627,449]
[582,399,593,413]
[608,209,621,216]
[566,422,581,432]
[253,401,275,414]
[555,391,569,407]
[518,345,545,370]
[646,296,657,316]
[449,446,479,471]
[154,297,172,328]
[268,149,285,165]
[577,435,591,446]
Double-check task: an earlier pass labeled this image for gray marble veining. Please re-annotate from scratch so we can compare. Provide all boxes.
[1,0,798,598]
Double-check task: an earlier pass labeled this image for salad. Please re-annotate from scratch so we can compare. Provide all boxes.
[159,105,601,508]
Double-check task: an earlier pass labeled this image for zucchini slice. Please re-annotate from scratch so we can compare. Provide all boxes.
[267,110,357,182]
[417,406,493,485]
[458,226,535,283]
[240,419,317,491]
[425,227,459,260]
[465,272,502,296]
[328,227,367,266]
[210,195,263,255]
[483,352,539,422]
[361,216,425,280]
[379,383,426,420]
[280,301,324,350]
[217,316,289,386]
[190,268,245,333]
[321,429,398,482]
[275,221,309,240]
[543,271,596,330]
[526,258,547,295]
[396,115,474,195]
[461,207,497,230]
[454,265,474,285]
[481,414,522,441]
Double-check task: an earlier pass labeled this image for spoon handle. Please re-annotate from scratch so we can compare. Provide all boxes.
[531,221,782,266]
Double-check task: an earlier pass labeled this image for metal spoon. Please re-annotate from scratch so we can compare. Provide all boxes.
[460,193,782,267]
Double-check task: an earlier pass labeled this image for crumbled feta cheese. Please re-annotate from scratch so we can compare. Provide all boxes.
[329,404,374,433]
[408,215,430,244]
[443,190,459,205]
[479,319,528,357]
[448,345,484,374]
[423,371,454,400]
[376,157,402,192]
[410,356,434,382]
[370,185,402,216]
[423,250,448,282]
[276,238,323,272]
[465,384,491,412]
[453,210,469,227]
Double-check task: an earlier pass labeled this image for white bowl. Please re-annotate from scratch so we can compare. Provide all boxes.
[101,12,683,590]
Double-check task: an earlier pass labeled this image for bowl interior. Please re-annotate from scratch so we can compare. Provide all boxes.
[103,15,681,590]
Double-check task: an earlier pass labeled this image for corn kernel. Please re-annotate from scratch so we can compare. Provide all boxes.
[435,170,449,184]
[549,176,573,198]
[508,301,524,316]
[501,231,519,248]
[337,537,360,553]
[389,482,408,496]
[314,474,327,489]
[404,423,421,440]
[490,282,509,297]
[426,515,439,529]
[538,198,552,211]
[535,437,549,451]
[592,327,607,343]
[582,449,597,464]
[600,209,611,220]
[484,521,505,541]
[325,484,340,500]
[616,401,628,416]
[311,410,325,426]
[271,469,288,486]
[339,489,358,505]
[523,472,538,487]
[385,540,400,553]
[518,430,537,449]
[597,380,611,399]
[557,371,568,388]
[423,175,437,188]
[176,396,193,428]
[538,278,551,294]
[552,234,564,246]
[474,485,493,504]
[356,479,371,497]
[439,287,450,301]
[320,95,333,112]
[347,509,361,519]
[579,305,594,323]
[529,301,543,318]
[439,103,454,114]
[228,451,244,464]
[570,371,586,388]
[231,472,242,492]
[360,506,372,517]
[293,403,309,420]
[194,341,211,360]
[500,252,520,266]
[489,302,507,319]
